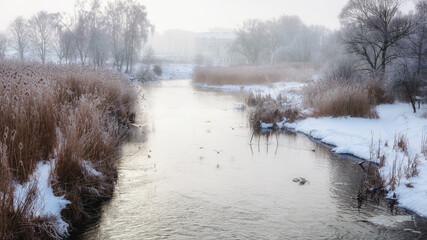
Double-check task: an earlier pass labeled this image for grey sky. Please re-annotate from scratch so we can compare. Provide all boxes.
[0,0,415,33]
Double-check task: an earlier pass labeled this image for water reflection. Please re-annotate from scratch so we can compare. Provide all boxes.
[75,80,427,239]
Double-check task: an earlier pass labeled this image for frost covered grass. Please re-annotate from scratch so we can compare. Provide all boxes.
[0,61,136,239]
[193,62,317,85]
[246,92,301,129]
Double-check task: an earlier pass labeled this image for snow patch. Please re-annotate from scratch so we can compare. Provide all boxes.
[14,160,70,237]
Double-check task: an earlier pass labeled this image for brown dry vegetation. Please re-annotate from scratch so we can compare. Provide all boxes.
[371,134,420,193]
[0,61,137,239]
[246,92,301,129]
[303,78,390,118]
[193,62,318,85]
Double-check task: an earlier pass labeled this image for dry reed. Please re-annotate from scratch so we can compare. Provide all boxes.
[193,62,318,85]
[0,60,137,239]
[303,78,386,118]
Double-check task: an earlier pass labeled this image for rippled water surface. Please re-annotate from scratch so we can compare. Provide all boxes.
[76,79,427,239]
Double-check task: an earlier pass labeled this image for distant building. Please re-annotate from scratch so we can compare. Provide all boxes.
[148,29,197,62]
[148,29,245,64]
[195,31,244,64]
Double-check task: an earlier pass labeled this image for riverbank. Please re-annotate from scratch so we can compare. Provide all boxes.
[0,61,137,239]
[194,76,427,218]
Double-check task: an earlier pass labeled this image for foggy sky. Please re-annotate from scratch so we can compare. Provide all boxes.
[0,0,415,33]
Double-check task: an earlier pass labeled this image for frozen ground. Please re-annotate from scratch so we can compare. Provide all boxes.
[157,63,195,80]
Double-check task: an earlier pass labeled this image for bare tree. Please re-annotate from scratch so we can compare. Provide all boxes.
[231,19,268,64]
[73,0,93,66]
[104,0,152,73]
[8,16,28,61]
[105,0,126,71]
[0,33,8,60]
[265,15,304,63]
[28,11,60,63]
[54,23,76,64]
[390,0,427,112]
[123,0,153,73]
[340,0,412,74]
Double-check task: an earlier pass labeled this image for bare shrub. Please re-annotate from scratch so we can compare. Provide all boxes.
[153,65,162,76]
[404,154,420,179]
[393,133,408,153]
[249,104,300,129]
[246,92,276,107]
[193,62,318,85]
[389,155,398,191]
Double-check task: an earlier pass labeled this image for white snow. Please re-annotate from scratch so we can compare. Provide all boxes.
[158,63,195,80]
[195,81,305,97]
[235,104,246,110]
[14,160,70,237]
[284,103,427,217]
[368,215,413,228]
[81,160,102,177]
[260,121,274,129]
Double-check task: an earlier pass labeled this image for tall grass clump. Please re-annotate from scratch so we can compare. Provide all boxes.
[0,60,137,239]
[193,62,317,85]
[246,92,301,129]
[303,78,390,118]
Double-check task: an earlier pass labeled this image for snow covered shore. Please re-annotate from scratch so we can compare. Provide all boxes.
[284,103,427,217]
[197,81,427,217]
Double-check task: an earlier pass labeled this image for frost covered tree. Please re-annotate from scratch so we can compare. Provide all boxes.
[28,11,60,64]
[340,0,412,74]
[104,0,153,72]
[390,0,427,112]
[265,15,304,63]
[8,16,29,61]
[231,19,268,64]
[54,20,76,65]
[0,33,8,60]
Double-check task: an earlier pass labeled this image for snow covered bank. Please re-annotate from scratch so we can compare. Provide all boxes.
[195,81,305,96]
[158,63,195,80]
[195,81,305,107]
[284,103,427,217]
[14,161,70,237]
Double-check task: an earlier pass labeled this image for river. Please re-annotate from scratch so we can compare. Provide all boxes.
[75,79,427,239]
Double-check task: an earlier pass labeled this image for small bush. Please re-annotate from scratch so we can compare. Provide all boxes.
[153,65,162,76]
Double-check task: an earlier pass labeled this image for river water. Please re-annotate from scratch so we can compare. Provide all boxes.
[76,79,427,239]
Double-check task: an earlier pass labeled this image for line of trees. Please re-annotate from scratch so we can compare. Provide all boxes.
[339,0,426,112]
[230,15,331,64]
[231,0,426,112]
[0,0,153,73]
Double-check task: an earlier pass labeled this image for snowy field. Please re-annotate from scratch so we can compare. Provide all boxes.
[157,63,195,80]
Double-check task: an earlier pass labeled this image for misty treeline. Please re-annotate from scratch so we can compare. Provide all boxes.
[230,16,331,64]
[232,0,427,112]
[0,0,153,73]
